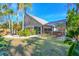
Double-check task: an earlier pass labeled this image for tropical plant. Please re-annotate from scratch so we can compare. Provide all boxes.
[66,3,79,56]
[17,30,24,36]
[76,3,79,12]
[17,3,32,30]
[1,23,9,29]
[13,23,21,34]
[0,4,14,33]
[17,28,36,36]
[68,41,79,56]
[64,38,74,45]
[66,4,79,41]
[0,36,8,49]
[4,7,14,33]
[0,36,10,56]
[0,4,5,23]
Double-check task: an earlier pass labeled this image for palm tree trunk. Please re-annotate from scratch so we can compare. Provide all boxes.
[8,15,11,33]
[22,8,27,30]
[9,15,12,34]
[22,9,25,31]
[11,19,13,35]
[17,12,19,25]
[8,15,10,29]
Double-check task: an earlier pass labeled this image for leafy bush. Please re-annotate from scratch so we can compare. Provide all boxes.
[64,37,74,45]
[0,36,10,56]
[66,30,75,38]
[68,41,79,56]
[31,29,36,35]
[17,30,25,36]
[24,28,32,36]
[0,36,9,50]
[0,36,4,41]
[17,28,36,36]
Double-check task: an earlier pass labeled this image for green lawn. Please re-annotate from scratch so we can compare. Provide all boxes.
[25,37,70,56]
[0,36,71,56]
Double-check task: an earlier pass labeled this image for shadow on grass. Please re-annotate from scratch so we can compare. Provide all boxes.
[31,38,70,56]
[8,37,70,56]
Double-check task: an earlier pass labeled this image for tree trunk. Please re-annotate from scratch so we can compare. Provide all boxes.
[11,19,13,35]
[22,9,25,31]
[17,12,19,25]
[8,15,11,34]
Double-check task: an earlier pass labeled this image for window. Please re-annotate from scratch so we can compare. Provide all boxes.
[34,26,41,34]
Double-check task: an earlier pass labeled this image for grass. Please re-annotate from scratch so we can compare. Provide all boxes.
[30,37,70,56]
[1,36,71,56]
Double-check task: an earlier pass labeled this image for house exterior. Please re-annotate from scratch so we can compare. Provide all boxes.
[24,14,66,37]
[24,13,53,34]
[47,19,66,37]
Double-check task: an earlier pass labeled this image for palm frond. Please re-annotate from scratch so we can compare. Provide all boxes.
[18,3,32,10]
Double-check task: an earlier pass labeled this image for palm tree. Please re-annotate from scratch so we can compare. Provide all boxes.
[17,3,32,30]
[5,9,14,33]
[3,4,14,34]
[76,3,79,13]
[67,3,79,13]
[0,4,14,35]
[67,3,71,10]
[67,3,74,10]
[66,3,79,41]
[0,4,5,23]
[0,12,4,23]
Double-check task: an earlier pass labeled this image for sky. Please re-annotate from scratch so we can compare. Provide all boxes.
[27,3,68,22]
[1,3,74,23]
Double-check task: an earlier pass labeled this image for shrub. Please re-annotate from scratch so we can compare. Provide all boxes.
[31,29,36,35]
[67,42,79,56]
[17,28,36,36]
[17,30,25,36]
[0,36,9,50]
[64,37,74,45]
[66,30,75,38]
[0,36,4,41]
[24,28,36,36]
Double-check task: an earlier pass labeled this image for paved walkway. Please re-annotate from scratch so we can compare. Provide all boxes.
[3,35,47,41]
[3,35,41,39]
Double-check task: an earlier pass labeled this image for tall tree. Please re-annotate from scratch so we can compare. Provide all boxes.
[3,4,14,34]
[0,4,5,23]
[66,4,79,40]
[17,3,32,30]
[76,3,79,13]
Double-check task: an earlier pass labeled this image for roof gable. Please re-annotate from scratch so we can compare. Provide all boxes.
[27,13,48,25]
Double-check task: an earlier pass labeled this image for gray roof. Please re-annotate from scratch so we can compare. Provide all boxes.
[27,13,48,25]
